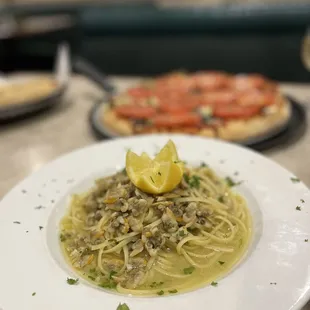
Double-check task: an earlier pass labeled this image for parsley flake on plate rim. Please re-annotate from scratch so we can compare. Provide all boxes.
[66,277,79,285]
[290,177,300,183]
[117,303,130,310]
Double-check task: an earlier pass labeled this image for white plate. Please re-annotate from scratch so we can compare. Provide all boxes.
[0,134,310,310]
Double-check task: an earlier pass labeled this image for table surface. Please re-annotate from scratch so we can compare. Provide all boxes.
[1,75,310,309]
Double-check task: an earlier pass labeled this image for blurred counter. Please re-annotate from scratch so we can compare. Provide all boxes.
[1,75,310,201]
[5,2,310,80]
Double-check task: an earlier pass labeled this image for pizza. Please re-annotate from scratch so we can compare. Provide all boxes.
[101,71,291,142]
[0,77,58,107]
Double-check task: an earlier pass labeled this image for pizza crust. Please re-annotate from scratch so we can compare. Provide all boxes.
[101,97,291,143]
[217,98,291,142]
[102,107,133,136]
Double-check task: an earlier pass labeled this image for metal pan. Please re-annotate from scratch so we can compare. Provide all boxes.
[0,43,70,122]
[89,97,306,151]
[73,57,116,95]
[73,59,305,150]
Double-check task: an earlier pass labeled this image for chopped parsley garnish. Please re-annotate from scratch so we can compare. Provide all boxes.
[66,278,79,285]
[211,281,218,287]
[158,172,162,176]
[218,261,225,265]
[225,177,242,187]
[305,239,309,242]
[99,282,117,289]
[157,290,164,296]
[218,196,224,203]
[117,303,130,310]
[183,266,195,274]
[22,190,27,194]
[60,234,66,242]
[200,162,208,167]
[290,177,300,183]
[150,281,164,288]
[109,270,117,279]
[270,282,277,285]
[32,292,36,296]
[39,226,43,230]
[184,174,200,188]
[150,176,155,183]
[88,275,96,281]
[99,277,117,289]
[168,289,178,294]
[234,171,239,176]
[190,175,200,188]
[34,205,45,210]
[184,173,190,183]
[296,206,301,211]
[90,268,98,275]
[179,230,185,237]
[301,199,305,203]
[13,221,21,224]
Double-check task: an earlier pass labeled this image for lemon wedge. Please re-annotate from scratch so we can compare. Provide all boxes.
[155,140,179,162]
[126,140,184,194]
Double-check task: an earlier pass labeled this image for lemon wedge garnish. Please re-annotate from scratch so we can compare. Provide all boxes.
[126,140,184,194]
[155,140,179,162]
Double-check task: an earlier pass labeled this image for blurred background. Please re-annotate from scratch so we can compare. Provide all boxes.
[1,1,310,234]
[0,0,309,79]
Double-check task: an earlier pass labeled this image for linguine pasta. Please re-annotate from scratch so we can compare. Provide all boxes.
[60,164,251,296]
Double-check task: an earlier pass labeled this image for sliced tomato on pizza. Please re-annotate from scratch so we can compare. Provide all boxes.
[155,73,194,92]
[158,104,194,114]
[158,94,201,113]
[152,113,202,128]
[127,87,153,99]
[114,105,157,119]
[154,89,187,101]
[233,74,268,91]
[213,104,262,119]
[193,71,232,90]
[201,91,237,106]
[238,91,277,107]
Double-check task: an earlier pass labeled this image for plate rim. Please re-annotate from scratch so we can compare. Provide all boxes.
[0,134,310,310]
